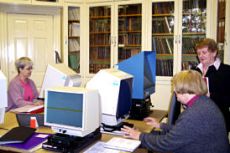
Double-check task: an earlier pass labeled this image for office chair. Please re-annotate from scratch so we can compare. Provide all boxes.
[167,92,181,126]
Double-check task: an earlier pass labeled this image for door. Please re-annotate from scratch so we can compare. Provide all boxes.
[7,13,54,89]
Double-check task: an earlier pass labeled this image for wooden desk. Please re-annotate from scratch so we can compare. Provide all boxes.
[0,110,167,153]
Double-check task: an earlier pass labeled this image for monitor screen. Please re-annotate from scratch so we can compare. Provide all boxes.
[86,68,133,126]
[44,87,100,137]
[39,64,81,98]
[0,71,7,124]
[116,51,156,99]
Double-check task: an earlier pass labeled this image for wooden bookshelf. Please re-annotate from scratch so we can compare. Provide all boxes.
[152,1,174,77]
[89,6,111,74]
[68,7,80,73]
[181,0,207,70]
[118,4,142,62]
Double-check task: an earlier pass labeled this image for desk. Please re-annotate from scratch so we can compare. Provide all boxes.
[0,110,167,153]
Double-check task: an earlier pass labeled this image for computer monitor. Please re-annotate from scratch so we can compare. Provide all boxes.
[0,71,7,124]
[86,68,133,129]
[116,51,156,119]
[39,63,81,99]
[44,87,100,137]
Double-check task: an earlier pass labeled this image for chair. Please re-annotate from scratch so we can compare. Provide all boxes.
[167,92,181,126]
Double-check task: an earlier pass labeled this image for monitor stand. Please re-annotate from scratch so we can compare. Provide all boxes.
[129,96,153,120]
[42,127,101,153]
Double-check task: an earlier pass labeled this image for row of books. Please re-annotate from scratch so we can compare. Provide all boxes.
[90,7,111,17]
[152,2,174,14]
[68,8,80,21]
[69,22,80,37]
[181,37,203,54]
[119,17,142,32]
[118,33,141,45]
[69,39,80,52]
[90,47,110,60]
[118,4,141,15]
[152,37,173,54]
[90,19,111,32]
[156,59,173,76]
[90,35,110,46]
[89,63,110,74]
[152,17,174,33]
[118,48,140,60]
[183,1,206,13]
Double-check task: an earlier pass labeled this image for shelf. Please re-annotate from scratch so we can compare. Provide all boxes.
[90,32,110,34]
[119,14,141,17]
[152,14,174,17]
[90,16,111,19]
[68,36,80,39]
[90,45,110,47]
[68,20,80,23]
[119,31,141,34]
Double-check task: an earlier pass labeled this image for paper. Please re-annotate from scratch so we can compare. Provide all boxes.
[10,105,44,113]
[104,137,141,152]
[83,141,119,153]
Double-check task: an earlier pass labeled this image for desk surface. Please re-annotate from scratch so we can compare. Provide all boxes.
[0,110,167,153]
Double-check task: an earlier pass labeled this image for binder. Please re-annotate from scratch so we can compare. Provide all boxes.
[0,126,35,145]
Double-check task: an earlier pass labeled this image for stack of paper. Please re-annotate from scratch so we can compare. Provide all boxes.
[10,105,44,114]
[104,137,141,152]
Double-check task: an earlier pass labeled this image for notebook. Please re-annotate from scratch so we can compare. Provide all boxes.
[1,133,50,153]
[0,126,35,145]
[104,137,141,152]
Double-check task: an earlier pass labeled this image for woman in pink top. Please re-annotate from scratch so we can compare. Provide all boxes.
[7,57,43,111]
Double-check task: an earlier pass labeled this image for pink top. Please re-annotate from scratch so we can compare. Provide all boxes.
[7,75,39,111]
[20,80,35,102]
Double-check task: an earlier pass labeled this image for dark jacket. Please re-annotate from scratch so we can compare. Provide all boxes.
[193,63,230,132]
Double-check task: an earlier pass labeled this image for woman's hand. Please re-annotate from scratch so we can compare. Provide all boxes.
[143,117,160,129]
[121,125,141,140]
[34,100,44,106]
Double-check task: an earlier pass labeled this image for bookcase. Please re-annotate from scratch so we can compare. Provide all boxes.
[151,0,207,77]
[88,1,144,74]
[68,7,80,73]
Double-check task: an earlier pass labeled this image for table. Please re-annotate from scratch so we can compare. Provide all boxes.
[0,110,168,153]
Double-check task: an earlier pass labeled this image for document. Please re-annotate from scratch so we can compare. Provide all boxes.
[104,137,141,152]
[83,141,119,153]
[10,105,44,114]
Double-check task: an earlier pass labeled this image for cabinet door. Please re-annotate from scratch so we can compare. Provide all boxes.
[68,6,81,73]
[89,5,112,74]
[151,1,175,77]
[181,0,207,70]
[117,3,142,63]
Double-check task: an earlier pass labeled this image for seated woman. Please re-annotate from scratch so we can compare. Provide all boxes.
[7,57,43,111]
[122,70,229,153]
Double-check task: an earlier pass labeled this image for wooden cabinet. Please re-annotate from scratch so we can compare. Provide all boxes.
[151,0,208,77]
[87,1,144,74]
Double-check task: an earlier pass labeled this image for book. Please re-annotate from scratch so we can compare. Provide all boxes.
[10,105,44,114]
[104,137,141,152]
[83,141,119,153]
[0,126,35,145]
[1,133,50,153]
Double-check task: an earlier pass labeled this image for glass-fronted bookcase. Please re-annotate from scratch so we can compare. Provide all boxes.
[151,0,207,77]
[88,1,143,74]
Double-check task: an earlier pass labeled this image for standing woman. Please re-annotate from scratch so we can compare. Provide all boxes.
[7,57,43,111]
[193,38,230,133]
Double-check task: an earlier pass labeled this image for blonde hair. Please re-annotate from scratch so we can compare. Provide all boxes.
[172,70,208,95]
[15,57,33,73]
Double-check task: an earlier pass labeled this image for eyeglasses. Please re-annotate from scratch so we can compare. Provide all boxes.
[25,66,33,70]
